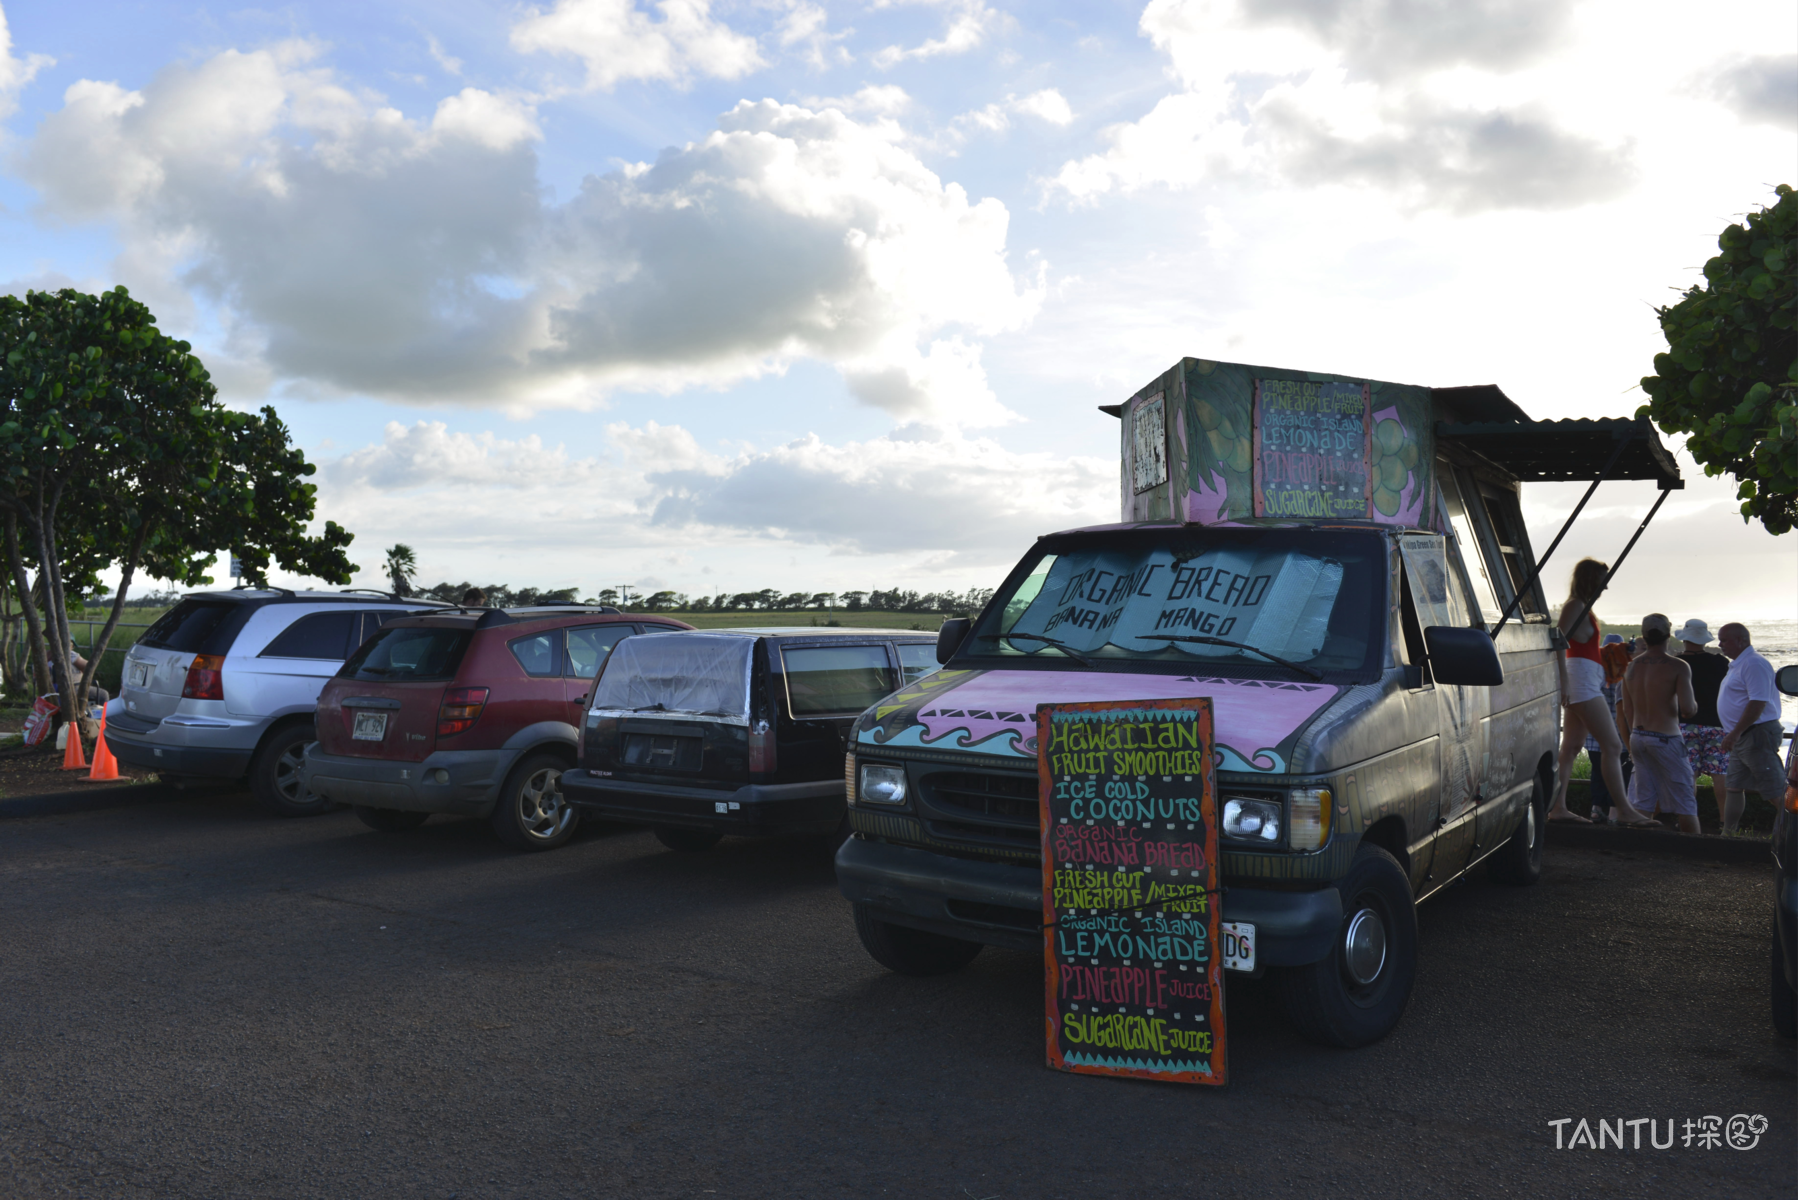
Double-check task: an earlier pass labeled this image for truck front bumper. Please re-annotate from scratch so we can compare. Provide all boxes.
[835,836,1343,967]
[561,770,843,837]
[299,746,517,816]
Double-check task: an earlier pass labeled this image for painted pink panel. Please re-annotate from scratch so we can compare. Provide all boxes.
[913,670,1337,771]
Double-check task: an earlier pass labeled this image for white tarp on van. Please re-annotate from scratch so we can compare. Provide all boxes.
[589,633,753,723]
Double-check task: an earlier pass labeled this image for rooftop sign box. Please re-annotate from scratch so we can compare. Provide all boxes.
[1103,358,1682,529]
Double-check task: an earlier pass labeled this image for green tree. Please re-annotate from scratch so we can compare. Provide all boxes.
[384,543,418,597]
[0,286,356,718]
[1639,184,1797,534]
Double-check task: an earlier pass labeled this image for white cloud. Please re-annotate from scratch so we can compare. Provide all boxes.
[948,88,1075,142]
[775,1,850,70]
[0,6,50,121]
[308,417,1114,588]
[872,1,1000,69]
[644,422,1113,557]
[21,49,1043,426]
[510,0,764,91]
[1700,53,1797,130]
[1050,0,1637,212]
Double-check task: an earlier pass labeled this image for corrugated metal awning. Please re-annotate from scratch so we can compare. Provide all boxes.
[1436,417,1682,489]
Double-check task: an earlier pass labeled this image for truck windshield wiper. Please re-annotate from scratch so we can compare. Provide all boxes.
[978,632,1097,667]
[1135,634,1324,681]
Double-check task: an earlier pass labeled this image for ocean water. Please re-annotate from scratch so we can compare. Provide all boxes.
[1747,618,1798,733]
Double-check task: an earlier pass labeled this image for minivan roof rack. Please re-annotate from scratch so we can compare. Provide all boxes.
[336,588,453,606]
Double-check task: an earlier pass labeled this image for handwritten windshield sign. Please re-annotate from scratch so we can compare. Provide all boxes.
[1039,698,1225,1085]
[1253,378,1370,519]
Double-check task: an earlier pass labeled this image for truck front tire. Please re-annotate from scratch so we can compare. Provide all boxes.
[1274,843,1417,1048]
[853,903,983,976]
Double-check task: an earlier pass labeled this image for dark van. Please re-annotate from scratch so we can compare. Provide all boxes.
[560,628,940,851]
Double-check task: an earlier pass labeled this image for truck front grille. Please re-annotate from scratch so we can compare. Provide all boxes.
[918,770,1039,850]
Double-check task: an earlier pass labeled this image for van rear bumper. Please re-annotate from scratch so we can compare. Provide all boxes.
[561,770,842,836]
[835,836,1342,966]
[103,727,254,780]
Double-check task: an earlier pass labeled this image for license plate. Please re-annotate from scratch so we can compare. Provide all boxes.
[351,711,389,741]
[1222,922,1256,972]
[128,661,150,688]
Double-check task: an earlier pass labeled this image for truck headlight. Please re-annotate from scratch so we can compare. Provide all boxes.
[859,762,908,805]
[1287,787,1333,851]
[1222,796,1281,843]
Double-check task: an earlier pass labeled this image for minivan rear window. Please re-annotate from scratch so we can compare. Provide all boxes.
[783,645,895,716]
[342,626,471,682]
[139,600,236,652]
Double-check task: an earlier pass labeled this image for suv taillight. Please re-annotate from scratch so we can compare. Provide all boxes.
[181,654,225,701]
[438,687,489,738]
[749,720,776,775]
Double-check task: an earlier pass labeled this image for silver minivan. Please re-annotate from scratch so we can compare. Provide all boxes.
[105,589,445,814]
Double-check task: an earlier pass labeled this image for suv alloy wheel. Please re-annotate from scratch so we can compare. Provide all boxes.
[251,723,331,818]
[490,751,580,851]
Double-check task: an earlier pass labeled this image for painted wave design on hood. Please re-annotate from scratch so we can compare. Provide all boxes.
[857,669,1339,774]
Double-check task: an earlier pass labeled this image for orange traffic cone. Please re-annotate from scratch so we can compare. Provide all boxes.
[61,713,88,770]
[84,712,120,782]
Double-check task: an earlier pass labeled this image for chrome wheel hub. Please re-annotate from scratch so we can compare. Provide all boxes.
[276,745,313,803]
[517,768,571,841]
[1343,907,1388,987]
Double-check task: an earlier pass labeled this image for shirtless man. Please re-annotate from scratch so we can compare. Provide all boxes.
[1616,613,1700,833]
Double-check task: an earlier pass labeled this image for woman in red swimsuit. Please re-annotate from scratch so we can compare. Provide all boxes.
[1549,559,1654,825]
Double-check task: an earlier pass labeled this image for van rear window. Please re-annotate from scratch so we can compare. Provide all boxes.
[139,600,237,652]
[342,627,471,681]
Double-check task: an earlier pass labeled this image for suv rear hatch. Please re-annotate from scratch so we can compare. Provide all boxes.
[316,621,475,762]
[584,632,754,786]
[121,597,250,721]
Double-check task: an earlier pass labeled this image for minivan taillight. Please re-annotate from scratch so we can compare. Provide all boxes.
[748,720,777,775]
[438,687,489,738]
[181,654,225,701]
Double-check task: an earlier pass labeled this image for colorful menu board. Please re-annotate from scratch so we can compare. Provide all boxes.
[1037,697,1225,1085]
[1253,378,1371,519]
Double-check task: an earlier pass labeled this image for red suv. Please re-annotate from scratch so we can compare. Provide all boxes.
[299,607,692,849]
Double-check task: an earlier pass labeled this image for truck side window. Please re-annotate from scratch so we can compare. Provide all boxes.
[1436,466,1501,622]
[1397,566,1431,685]
[1475,482,1543,617]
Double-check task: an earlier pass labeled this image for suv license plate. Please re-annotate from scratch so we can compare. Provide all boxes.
[1222,922,1256,972]
[351,711,389,742]
[128,661,150,688]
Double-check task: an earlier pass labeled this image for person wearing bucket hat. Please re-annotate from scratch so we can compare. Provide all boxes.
[1675,618,1730,823]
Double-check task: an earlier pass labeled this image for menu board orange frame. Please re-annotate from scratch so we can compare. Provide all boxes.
[1037,696,1225,1085]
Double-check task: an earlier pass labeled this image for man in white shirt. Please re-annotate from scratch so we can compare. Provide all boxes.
[1717,623,1786,834]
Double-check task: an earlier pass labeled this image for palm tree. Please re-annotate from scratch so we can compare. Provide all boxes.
[383,544,418,597]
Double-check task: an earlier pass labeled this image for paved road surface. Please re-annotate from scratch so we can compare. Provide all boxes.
[1,792,1791,1198]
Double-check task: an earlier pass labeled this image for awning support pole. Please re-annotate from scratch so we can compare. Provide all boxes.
[1490,432,1634,638]
[1556,483,1675,648]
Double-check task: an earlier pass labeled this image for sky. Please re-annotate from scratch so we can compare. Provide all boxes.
[0,0,1793,620]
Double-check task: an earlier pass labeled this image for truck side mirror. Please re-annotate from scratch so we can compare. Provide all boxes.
[1776,664,1798,697]
[937,617,971,665]
[1423,626,1504,687]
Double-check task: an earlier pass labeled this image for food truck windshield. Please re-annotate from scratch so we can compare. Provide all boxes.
[969,527,1386,680]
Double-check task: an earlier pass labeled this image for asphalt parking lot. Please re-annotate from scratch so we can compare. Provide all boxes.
[1,789,1792,1199]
